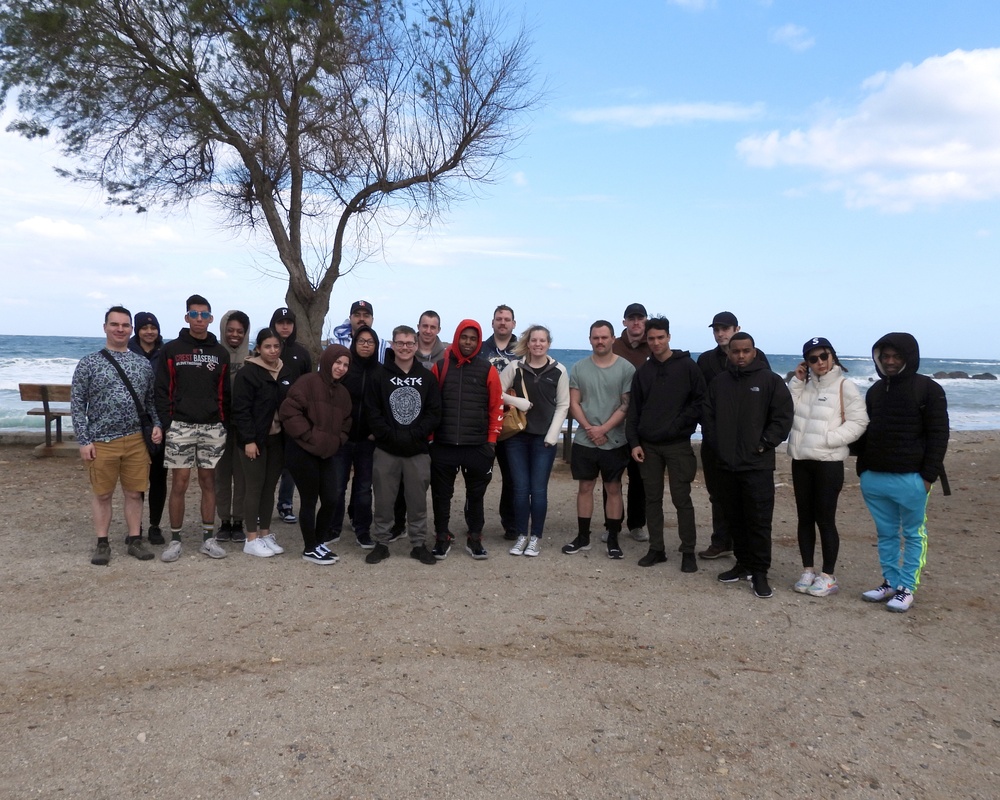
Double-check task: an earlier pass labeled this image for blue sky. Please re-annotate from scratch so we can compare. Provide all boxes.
[2,0,998,358]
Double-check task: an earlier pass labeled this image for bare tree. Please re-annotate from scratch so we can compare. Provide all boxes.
[0,0,537,357]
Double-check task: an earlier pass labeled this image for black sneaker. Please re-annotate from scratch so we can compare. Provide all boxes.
[752,572,773,598]
[91,539,111,566]
[465,537,488,560]
[681,553,698,573]
[410,545,437,565]
[230,521,246,543]
[607,534,624,560]
[302,547,337,565]
[432,536,453,560]
[216,521,233,542]
[718,564,752,583]
[388,525,406,543]
[356,532,375,550]
[638,549,667,567]
[365,543,391,564]
[147,525,165,546]
[561,536,591,554]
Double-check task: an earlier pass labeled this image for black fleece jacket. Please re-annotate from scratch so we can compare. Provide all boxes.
[365,350,442,457]
[626,350,706,447]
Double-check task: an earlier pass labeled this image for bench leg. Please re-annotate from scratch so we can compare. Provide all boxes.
[54,416,62,445]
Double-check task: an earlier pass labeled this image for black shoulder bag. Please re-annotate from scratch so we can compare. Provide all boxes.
[99,350,160,456]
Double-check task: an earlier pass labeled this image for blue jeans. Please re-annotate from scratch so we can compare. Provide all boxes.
[331,439,375,538]
[504,432,557,538]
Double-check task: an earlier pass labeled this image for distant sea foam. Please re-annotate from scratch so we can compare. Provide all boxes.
[1,335,997,432]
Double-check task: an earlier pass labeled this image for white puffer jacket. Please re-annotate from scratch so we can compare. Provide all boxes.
[787,365,868,461]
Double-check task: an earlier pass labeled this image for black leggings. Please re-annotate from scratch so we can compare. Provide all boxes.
[146,449,167,527]
[284,439,341,552]
[792,459,844,574]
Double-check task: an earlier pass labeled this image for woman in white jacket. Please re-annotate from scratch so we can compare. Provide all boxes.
[787,337,868,597]
[499,326,570,557]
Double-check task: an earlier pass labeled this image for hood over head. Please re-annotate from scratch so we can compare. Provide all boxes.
[349,324,380,369]
[448,318,484,364]
[219,310,251,364]
[319,343,351,386]
[872,332,919,378]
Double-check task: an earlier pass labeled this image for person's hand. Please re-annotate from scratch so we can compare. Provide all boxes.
[924,479,932,493]
[151,426,163,445]
[245,443,260,460]
[79,444,96,462]
[794,362,808,381]
[631,446,645,463]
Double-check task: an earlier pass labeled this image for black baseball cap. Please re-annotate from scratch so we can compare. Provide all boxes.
[623,303,647,319]
[351,300,374,315]
[710,311,738,328]
[802,336,835,359]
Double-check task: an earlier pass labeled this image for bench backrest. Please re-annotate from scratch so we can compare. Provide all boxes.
[19,384,73,404]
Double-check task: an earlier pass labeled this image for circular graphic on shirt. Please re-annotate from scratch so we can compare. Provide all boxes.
[390,386,422,425]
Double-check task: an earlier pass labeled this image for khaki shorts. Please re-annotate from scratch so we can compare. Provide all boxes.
[164,421,228,469]
[88,433,150,495]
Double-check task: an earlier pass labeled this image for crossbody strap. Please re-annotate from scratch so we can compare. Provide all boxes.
[99,349,148,420]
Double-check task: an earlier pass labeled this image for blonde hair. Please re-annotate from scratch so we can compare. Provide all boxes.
[514,325,551,358]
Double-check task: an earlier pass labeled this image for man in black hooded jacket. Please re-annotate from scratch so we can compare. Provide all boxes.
[853,332,948,613]
[271,307,312,523]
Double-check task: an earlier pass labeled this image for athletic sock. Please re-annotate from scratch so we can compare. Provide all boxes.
[577,517,592,537]
[607,517,623,536]
[202,522,215,542]
[170,527,182,542]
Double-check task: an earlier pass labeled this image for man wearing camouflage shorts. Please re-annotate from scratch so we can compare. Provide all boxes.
[155,294,231,561]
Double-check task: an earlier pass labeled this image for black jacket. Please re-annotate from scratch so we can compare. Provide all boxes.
[342,324,382,442]
[155,328,230,427]
[231,359,295,448]
[269,309,312,380]
[626,350,705,447]
[702,355,793,472]
[365,350,442,457]
[854,332,949,484]
[698,346,771,385]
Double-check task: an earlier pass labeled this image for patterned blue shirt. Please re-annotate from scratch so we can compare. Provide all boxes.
[71,349,159,446]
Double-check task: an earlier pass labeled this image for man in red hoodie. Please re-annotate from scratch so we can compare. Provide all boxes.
[430,320,504,560]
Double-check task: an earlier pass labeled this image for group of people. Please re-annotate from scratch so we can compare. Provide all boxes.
[70,297,949,612]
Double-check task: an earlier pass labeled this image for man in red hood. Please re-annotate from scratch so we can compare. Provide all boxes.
[429,319,504,560]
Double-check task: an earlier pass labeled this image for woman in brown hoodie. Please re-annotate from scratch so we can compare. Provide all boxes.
[278,344,352,564]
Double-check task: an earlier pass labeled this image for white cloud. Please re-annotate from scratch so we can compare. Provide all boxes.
[15,216,90,240]
[511,172,528,187]
[737,48,1000,211]
[206,268,228,279]
[770,23,815,52]
[85,291,108,300]
[569,101,764,128]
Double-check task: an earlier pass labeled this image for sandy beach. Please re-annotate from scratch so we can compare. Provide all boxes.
[1,432,998,799]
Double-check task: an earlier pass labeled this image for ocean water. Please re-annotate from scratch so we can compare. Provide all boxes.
[2,335,998,432]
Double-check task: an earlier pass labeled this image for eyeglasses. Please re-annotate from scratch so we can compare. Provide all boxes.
[356,338,376,346]
[393,341,417,348]
[187,311,212,320]
[807,352,830,365]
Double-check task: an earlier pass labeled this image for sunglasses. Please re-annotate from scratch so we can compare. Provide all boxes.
[807,352,831,365]
[187,311,212,320]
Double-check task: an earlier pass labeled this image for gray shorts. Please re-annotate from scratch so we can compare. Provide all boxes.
[164,421,228,469]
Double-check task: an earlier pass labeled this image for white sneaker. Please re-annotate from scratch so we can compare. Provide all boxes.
[793,570,817,594]
[199,537,227,559]
[807,573,839,597]
[160,540,182,563]
[886,587,914,613]
[509,535,529,556]
[243,538,275,558]
[262,533,285,554]
[629,527,649,542]
[862,581,895,603]
[524,536,541,557]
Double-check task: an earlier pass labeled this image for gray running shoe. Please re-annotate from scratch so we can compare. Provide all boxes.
[629,527,649,542]
[160,540,182,563]
[199,537,227,559]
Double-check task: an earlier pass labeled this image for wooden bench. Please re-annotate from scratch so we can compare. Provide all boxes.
[19,384,73,449]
